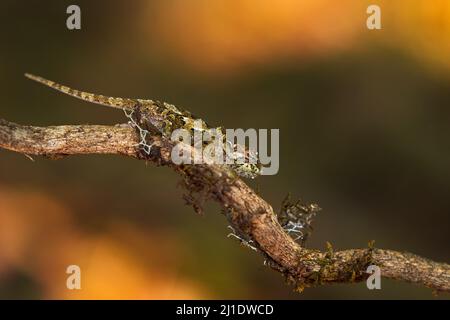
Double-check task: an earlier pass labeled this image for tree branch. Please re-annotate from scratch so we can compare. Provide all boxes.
[1,118,449,293]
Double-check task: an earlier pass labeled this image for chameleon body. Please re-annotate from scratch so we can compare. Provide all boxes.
[25,73,261,178]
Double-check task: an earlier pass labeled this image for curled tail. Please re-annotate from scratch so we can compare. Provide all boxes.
[25,73,138,110]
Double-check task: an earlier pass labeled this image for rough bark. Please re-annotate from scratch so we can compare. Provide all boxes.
[1,118,449,293]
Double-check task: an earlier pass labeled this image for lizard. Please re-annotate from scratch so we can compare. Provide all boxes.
[24,73,261,179]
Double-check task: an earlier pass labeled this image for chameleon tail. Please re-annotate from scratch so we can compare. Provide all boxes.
[24,73,137,110]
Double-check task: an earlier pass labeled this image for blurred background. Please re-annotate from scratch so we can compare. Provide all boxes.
[0,0,449,299]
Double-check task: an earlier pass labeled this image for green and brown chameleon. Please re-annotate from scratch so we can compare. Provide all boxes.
[25,73,261,179]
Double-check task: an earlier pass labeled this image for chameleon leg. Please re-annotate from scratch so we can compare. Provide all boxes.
[123,102,155,156]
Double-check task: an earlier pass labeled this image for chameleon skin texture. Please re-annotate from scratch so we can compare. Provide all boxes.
[25,73,261,178]
[25,73,138,109]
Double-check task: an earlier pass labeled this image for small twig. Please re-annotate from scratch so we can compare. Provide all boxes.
[23,153,35,162]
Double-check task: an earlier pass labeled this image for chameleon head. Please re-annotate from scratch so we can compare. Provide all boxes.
[231,162,262,179]
[229,148,262,179]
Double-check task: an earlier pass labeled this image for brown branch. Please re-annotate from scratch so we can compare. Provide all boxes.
[0,118,449,293]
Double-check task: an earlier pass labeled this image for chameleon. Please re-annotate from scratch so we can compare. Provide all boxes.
[24,73,261,179]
